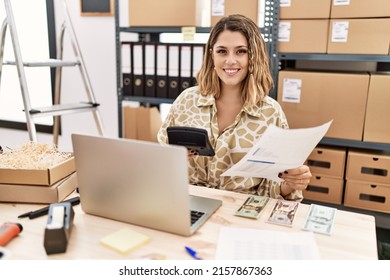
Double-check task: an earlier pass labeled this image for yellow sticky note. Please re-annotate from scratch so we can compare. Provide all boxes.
[100,228,150,254]
[181,26,196,42]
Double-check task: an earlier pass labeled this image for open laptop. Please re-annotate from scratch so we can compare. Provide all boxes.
[71,133,222,236]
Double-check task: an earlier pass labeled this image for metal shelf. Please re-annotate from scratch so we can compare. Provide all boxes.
[115,0,281,136]
[119,26,271,35]
[121,96,174,105]
[119,26,212,34]
[320,138,390,151]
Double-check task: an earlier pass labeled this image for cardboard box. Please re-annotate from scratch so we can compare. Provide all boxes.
[0,172,78,204]
[327,18,390,55]
[280,0,331,19]
[305,147,346,178]
[211,0,258,26]
[129,0,209,27]
[278,20,329,53]
[346,151,390,185]
[123,106,162,142]
[0,157,75,186]
[363,74,390,144]
[344,180,390,214]
[303,175,344,205]
[330,0,390,18]
[277,70,369,141]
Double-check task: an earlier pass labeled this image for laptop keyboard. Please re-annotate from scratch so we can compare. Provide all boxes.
[190,210,205,225]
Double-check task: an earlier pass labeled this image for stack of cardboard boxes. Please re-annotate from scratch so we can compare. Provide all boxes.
[279,0,390,213]
[304,147,346,205]
[279,0,390,54]
[345,151,390,214]
[0,157,77,204]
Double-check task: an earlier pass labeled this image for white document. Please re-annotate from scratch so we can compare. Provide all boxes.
[215,227,321,260]
[221,121,332,182]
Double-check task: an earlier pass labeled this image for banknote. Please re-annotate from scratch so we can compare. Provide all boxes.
[303,204,337,235]
[235,195,270,219]
[266,200,299,227]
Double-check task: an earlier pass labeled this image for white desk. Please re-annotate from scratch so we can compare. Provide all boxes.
[0,186,378,259]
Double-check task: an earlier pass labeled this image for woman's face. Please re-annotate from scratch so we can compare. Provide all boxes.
[211,30,249,90]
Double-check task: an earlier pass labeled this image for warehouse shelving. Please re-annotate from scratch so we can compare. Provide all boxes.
[114,0,281,137]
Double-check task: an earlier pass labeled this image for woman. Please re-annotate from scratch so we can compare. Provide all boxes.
[158,14,311,201]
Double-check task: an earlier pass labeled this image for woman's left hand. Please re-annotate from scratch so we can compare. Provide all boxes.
[279,165,312,193]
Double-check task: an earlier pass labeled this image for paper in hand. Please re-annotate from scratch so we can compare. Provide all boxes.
[235,195,269,219]
[221,121,332,182]
[267,200,299,227]
[303,204,336,235]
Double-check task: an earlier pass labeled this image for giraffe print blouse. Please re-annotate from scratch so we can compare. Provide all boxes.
[158,86,303,201]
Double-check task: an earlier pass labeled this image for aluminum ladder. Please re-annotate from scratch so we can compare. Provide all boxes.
[0,0,104,144]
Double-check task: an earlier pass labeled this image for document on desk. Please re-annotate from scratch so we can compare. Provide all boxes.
[221,121,332,182]
[215,227,321,260]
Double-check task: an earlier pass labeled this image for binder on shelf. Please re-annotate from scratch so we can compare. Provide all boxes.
[122,73,132,96]
[180,45,192,92]
[168,45,180,99]
[192,45,204,86]
[144,44,156,97]
[132,43,144,97]
[156,44,168,99]
[121,42,132,96]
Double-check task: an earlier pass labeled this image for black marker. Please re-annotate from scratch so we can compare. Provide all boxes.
[18,196,80,219]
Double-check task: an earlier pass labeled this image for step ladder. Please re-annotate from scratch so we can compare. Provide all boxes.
[0,0,104,144]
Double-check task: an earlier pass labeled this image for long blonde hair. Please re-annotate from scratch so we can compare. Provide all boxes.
[196,14,273,106]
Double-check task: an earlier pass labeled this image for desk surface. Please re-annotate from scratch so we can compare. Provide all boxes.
[1,186,378,260]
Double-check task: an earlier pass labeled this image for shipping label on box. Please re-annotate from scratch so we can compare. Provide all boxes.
[331,21,349,42]
[278,22,291,42]
[281,78,301,103]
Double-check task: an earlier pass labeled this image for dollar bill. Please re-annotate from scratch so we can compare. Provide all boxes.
[235,195,270,219]
[303,204,337,235]
[267,200,299,227]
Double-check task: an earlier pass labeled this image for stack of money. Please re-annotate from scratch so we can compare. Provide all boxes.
[235,196,270,219]
[267,200,299,227]
[303,204,337,235]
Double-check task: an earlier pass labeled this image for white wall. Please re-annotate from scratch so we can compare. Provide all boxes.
[0,0,129,151]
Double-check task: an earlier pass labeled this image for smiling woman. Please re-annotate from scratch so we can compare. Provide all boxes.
[0,0,56,133]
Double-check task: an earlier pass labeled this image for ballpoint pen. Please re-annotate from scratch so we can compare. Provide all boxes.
[17,196,80,219]
[185,246,202,260]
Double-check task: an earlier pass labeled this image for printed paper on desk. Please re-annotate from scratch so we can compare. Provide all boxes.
[215,227,321,260]
[221,121,332,182]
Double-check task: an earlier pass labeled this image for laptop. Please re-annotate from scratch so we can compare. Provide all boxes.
[71,133,222,236]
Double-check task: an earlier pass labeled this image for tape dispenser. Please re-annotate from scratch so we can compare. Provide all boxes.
[44,201,75,255]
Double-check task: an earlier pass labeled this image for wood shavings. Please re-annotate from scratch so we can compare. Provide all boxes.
[0,142,72,170]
